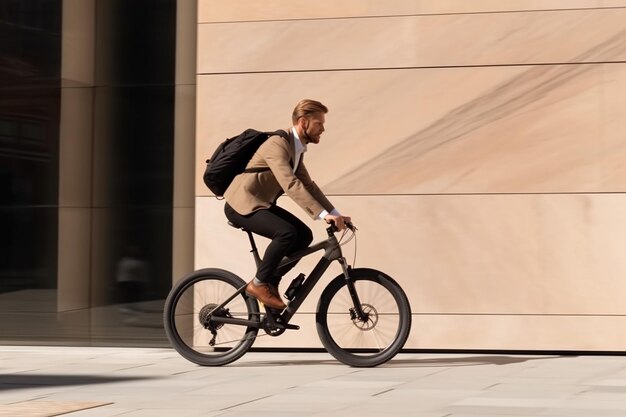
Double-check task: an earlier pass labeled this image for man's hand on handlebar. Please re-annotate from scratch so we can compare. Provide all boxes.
[325,214,352,231]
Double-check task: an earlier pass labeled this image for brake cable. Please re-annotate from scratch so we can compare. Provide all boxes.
[337,225,358,267]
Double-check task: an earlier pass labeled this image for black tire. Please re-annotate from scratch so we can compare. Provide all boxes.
[163,268,260,366]
[316,268,411,367]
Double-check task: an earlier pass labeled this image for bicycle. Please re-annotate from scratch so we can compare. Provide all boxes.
[163,221,412,367]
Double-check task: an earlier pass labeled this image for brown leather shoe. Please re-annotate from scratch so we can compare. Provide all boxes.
[268,284,281,299]
[246,280,287,310]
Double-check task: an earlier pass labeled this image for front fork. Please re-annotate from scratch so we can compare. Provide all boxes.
[337,257,368,321]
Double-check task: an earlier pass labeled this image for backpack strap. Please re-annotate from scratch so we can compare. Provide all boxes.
[243,130,290,173]
[272,129,289,139]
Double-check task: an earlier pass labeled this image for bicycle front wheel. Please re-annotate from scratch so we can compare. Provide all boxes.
[316,268,411,367]
[163,268,260,366]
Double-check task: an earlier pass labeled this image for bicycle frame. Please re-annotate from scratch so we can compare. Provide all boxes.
[207,225,365,329]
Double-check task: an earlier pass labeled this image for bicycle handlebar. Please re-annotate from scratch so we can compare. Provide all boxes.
[326,220,357,234]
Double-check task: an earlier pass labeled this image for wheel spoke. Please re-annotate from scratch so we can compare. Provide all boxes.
[316,270,411,367]
[164,270,260,366]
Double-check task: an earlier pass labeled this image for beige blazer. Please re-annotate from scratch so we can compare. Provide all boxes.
[224,129,335,219]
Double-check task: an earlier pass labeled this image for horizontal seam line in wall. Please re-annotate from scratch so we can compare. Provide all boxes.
[320,192,626,197]
[199,6,626,25]
[196,192,626,199]
[198,60,626,76]
[418,313,626,317]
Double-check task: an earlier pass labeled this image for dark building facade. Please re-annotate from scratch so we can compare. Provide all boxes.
[0,0,194,346]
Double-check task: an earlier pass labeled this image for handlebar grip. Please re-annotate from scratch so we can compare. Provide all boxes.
[326,219,356,232]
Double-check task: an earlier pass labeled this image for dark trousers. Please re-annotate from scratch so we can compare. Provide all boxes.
[224,203,313,284]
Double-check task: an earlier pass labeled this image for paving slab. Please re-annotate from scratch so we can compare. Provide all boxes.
[2,347,626,416]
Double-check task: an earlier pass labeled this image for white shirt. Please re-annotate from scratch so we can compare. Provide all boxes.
[291,126,306,172]
[291,127,340,220]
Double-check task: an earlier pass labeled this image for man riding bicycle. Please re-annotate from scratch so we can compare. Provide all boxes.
[223,99,351,310]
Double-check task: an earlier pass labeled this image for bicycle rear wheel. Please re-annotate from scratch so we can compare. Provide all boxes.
[316,268,411,367]
[163,268,260,366]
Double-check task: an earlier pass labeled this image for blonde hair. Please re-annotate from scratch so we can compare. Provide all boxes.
[292,99,328,124]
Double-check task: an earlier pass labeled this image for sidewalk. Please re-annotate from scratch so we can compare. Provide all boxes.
[2,346,626,417]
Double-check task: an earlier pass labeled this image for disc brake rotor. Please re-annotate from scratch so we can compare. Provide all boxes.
[351,303,378,331]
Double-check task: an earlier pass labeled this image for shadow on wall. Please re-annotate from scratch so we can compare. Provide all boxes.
[325,26,626,194]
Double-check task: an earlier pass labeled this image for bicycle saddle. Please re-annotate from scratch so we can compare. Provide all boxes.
[227,221,250,232]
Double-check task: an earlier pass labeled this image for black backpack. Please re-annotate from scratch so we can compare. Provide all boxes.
[203,128,288,197]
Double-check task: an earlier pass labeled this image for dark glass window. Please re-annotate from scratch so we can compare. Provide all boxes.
[0,0,61,289]
[0,0,176,346]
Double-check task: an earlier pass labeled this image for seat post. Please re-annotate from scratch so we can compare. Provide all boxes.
[227,221,263,269]
[246,230,262,268]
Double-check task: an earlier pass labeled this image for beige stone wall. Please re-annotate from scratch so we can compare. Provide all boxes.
[195,1,626,350]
